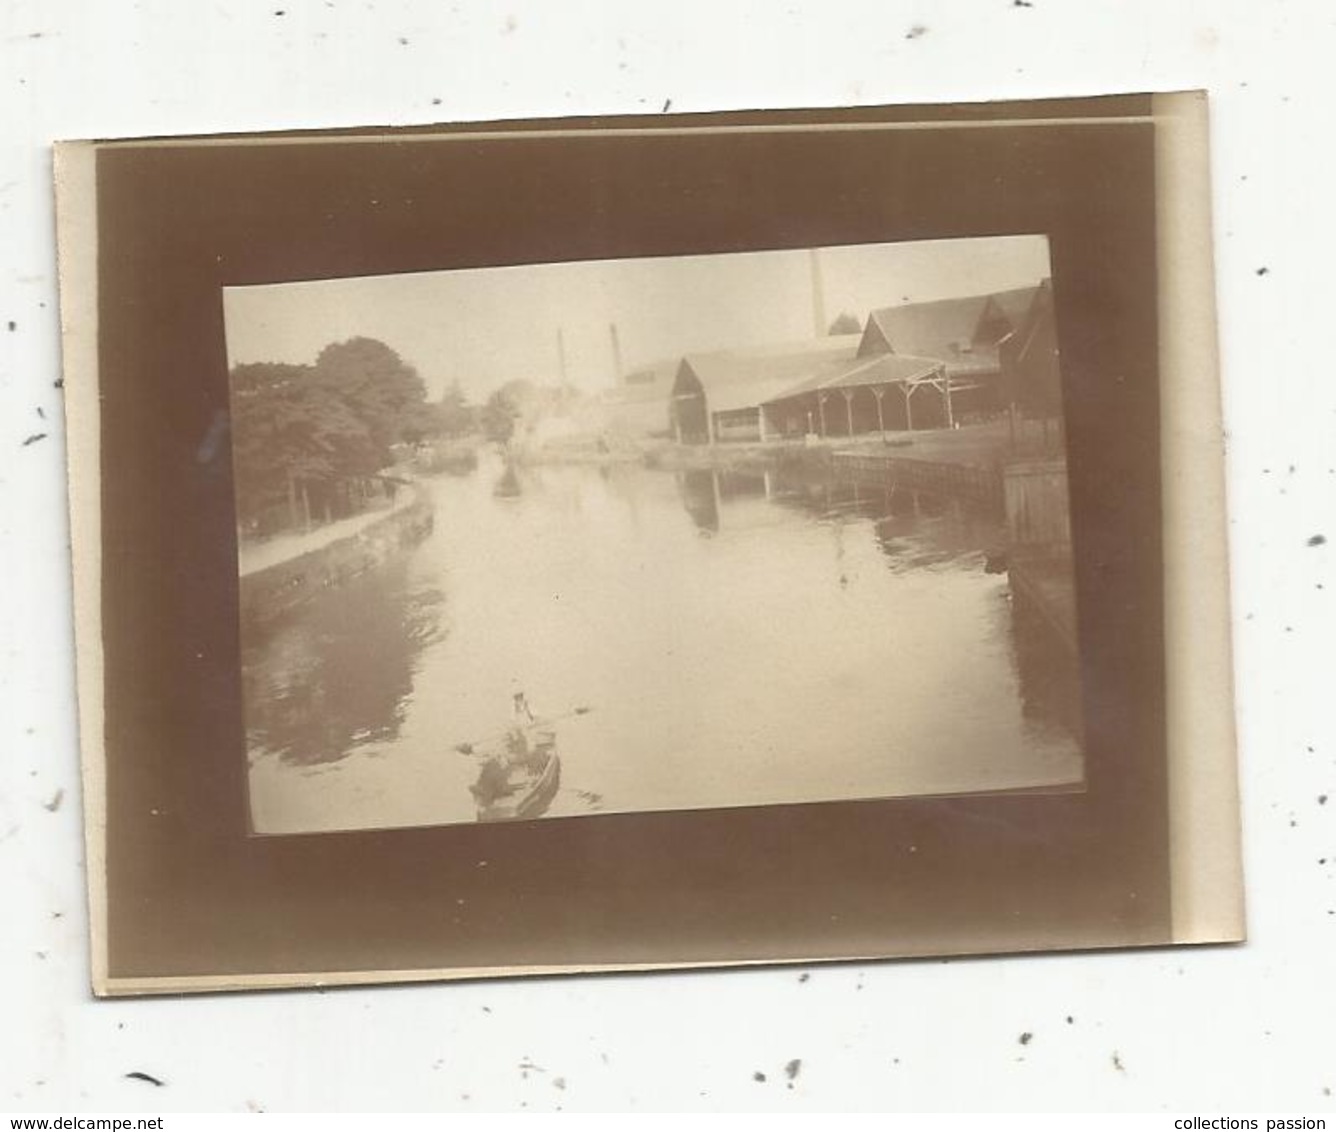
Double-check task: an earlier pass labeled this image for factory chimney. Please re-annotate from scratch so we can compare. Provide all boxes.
[609,323,624,386]
[809,247,827,337]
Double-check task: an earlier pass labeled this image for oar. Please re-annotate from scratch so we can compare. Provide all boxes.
[453,704,594,756]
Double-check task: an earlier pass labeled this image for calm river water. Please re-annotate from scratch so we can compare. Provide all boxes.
[244,456,1083,834]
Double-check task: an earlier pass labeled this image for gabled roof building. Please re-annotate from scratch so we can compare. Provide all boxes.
[668,281,1055,444]
[670,336,861,444]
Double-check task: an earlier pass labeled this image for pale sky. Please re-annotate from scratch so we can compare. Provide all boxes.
[222,234,1051,401]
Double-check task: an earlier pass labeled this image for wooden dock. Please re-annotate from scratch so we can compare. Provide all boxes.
[829,449,1080,657]
[829,450,1004,511]
[1001,457,1072,552]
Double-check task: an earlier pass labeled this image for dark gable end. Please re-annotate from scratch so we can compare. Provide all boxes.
[989,286,1042,332]
[974,296,1012,347]
[857,314,895,358]
[975,286,1042,347]
[998,280,1060,417]
[672,357,702,398]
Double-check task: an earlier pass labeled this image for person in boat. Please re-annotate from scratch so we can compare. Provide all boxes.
[472,754,513,802]
[505,691,545,769]
[512,691,535,725]
[469,691,556,808]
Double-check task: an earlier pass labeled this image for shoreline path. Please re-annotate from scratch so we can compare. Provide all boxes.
[237,486,419,579]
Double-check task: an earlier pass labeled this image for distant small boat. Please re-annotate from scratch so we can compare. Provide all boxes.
[468,722,561,822]
[493,463,522,498]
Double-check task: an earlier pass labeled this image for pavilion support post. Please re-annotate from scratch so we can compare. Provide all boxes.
[941,368,955,429]
[817,393,828,438]
[757,406,768,442]
[901,384,914,432]
[873,387,887,442]
[842,388,856,437]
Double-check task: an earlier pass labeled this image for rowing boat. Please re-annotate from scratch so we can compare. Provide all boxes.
[468,723,561,822]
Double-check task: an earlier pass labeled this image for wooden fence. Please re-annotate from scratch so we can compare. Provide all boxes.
[830,452,1004,511]
[1002,458,1071,552]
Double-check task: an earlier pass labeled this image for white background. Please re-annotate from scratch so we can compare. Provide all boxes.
[1,0,1332,1114]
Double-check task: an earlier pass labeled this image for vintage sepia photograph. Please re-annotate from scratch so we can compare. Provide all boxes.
[224,236,1084,835]
[55,93,1243,993]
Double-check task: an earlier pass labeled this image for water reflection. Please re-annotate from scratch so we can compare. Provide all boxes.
[241,558,446,767]
[244,458,1084,834]
[677,469,720,534]
[1010,578,1085,742]
[493,462,523,499]
[687,466,1006,575]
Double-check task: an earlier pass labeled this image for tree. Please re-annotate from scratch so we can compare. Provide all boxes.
[828,311,862,336]
[433,380,477,437]
[313,337,428,457]
[229,338,430,535]
[480,381,530,444]
[230,361,377,532]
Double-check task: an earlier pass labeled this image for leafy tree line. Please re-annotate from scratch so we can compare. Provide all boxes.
[231,337,472,536]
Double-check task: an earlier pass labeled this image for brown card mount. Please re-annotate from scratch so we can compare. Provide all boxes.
[54,92,1241,995]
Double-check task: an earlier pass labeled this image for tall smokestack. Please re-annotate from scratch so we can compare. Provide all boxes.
[609,323,624,386]
[809,248,827,337]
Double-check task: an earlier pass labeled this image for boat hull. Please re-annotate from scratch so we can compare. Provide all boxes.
[468,721,561,822]
[476,749,561,822]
